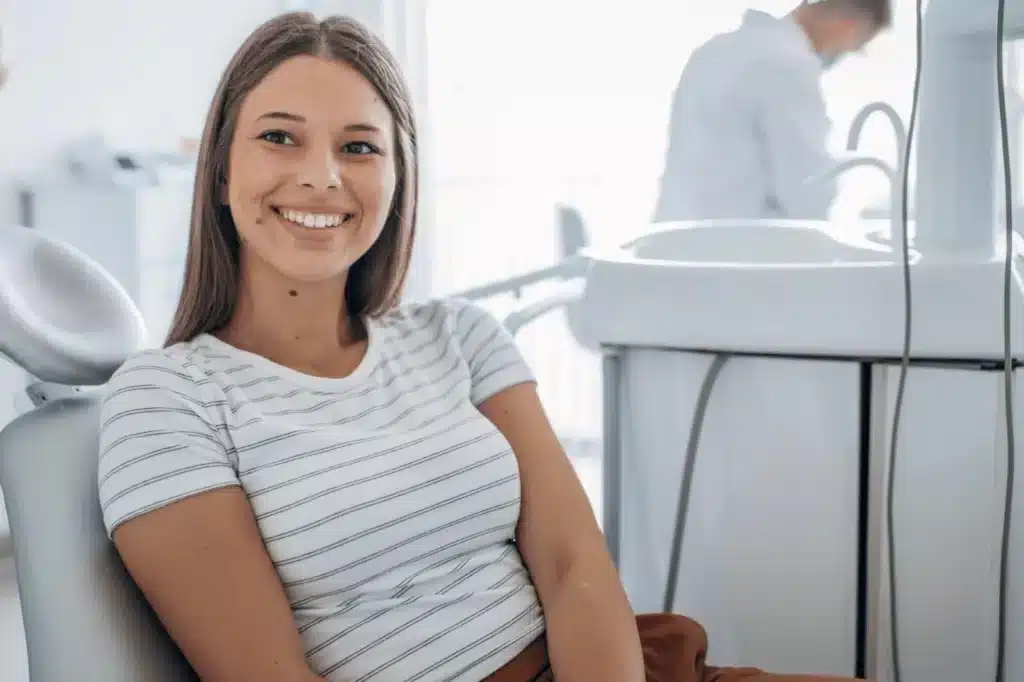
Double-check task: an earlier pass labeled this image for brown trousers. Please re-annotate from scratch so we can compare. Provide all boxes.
[484,614,862,682]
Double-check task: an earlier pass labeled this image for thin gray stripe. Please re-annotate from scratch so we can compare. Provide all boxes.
[253,430,492,521]
[305,595,421,657]
[436,619,545,682]
[435,545,517,596]
[282,498,517,587]
[340,586,529,681]
[247,411,478,497]
[260,443,507,536]
[291,523,514,605]
[101,461,231,511]
[100,424,223,455]
[274,477,518,569]
[99,442,191,486]
[264,350,462,421]
[391,548,488,600]
[474,362,531,393]
[408,602,540,682]
[320,593,475,676]
[105,480,239,531]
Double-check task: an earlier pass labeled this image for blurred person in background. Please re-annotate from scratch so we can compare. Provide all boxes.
[653,0,891,222]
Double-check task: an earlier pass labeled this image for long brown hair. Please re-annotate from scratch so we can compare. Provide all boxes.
[165,12,418,346]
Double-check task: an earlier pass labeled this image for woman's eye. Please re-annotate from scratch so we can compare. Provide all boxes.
[260,130,294,145]
[344,141,377,155]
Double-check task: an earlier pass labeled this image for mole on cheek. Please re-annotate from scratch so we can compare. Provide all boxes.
[289,290,298,297]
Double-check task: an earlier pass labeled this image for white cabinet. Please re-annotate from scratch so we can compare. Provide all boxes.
[611,355,1024,681]
[613,349,862,677]
[868,366,1024,682]
[26,179,193,346]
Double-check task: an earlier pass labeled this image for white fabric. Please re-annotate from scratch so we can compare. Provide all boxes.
[653,10,838,222]
[97,297,545,682]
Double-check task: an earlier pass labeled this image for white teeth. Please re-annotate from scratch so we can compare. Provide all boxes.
[279,209,348,229]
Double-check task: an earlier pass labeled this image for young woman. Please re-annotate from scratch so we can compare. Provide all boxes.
[97,12,862,682]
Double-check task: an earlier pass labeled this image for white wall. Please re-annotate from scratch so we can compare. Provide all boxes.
[0,0,295,220]
[0,0,293,534]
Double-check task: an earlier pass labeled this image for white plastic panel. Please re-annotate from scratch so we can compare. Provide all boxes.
[868,366,1024,682]
[614,349,860,676]
[578,222,1024,360]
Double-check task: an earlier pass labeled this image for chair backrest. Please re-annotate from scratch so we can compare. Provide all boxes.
[0,224,187,680]
[0,392,197,681]
[553,204,594,351]
[555,203,590,259]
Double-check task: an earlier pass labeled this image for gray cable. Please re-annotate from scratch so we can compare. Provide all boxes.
[888,3,1016,680]
[885,0,923,678]
[662,353,730,613]
[994,0,1015,678]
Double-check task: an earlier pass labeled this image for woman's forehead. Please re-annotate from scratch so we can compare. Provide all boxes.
[240,55,392,128]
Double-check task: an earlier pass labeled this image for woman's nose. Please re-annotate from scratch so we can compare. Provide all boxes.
[296,149,342,190]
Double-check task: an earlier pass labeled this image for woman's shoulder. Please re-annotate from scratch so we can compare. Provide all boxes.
[104,339,219,403]
[378,297,501,335]
[374,297,509,355]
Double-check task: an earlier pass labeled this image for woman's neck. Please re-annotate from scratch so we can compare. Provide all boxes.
[218,258,366,378]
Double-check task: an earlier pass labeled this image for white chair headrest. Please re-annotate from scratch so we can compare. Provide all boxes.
[0,225,148,385]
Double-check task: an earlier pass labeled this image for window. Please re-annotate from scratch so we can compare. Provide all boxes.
[424,0,919,443]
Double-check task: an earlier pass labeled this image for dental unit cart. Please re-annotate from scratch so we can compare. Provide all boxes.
[575,1,1024,681]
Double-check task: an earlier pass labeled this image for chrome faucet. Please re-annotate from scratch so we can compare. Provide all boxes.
[837,101,909,228]
[846,100,907,169]
[823,154,896,186]
[818,154,904,244]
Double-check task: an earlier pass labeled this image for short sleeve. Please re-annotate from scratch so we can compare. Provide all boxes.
[97,350,239,539]
[447,298,536,406]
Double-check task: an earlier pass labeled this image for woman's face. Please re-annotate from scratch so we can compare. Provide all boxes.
[225,55,397,285]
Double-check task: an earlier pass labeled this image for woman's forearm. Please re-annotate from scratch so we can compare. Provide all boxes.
[542,555,646,682]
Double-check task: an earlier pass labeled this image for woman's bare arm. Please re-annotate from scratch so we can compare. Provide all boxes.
[478,382,645,682]
[112,486,322,682]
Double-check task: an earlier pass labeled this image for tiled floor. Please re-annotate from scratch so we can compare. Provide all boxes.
[0,454,602,682]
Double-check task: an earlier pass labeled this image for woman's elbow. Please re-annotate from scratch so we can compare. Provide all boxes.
[524,530,614,599]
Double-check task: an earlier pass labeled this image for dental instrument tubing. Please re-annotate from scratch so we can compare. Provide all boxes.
[993,0,1015,679]
[661,353,729,614]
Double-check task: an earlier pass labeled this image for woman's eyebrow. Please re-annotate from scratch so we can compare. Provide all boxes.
[255,111,382,135]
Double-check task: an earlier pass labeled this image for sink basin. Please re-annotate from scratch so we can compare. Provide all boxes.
[577,218,1024,360]
[611,219,912,267]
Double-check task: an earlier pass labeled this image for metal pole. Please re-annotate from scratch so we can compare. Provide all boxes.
[602,350,622,567]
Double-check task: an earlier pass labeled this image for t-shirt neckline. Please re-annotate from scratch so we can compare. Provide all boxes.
[195,318,380,391]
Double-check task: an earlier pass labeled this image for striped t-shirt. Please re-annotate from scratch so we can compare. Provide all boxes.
[97,297,546,682]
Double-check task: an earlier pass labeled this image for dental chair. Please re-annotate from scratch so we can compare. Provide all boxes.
[0,213,592,682]
[0,225,197,680]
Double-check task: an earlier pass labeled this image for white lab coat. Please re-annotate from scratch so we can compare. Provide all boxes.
[653,10,838,222]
